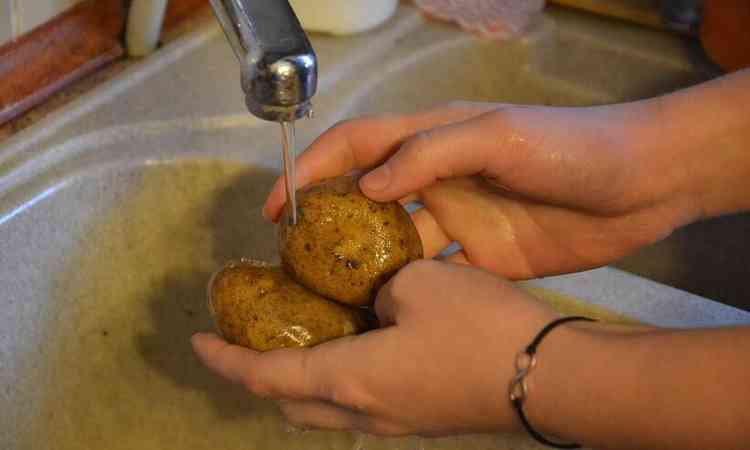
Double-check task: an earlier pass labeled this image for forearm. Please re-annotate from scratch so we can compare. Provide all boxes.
[529,323,750,450]
[644,69,750,219]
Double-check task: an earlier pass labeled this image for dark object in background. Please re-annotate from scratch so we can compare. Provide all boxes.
[700,0,750,72]
[661,0,703,32]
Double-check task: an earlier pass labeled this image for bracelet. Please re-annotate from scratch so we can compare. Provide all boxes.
[509,316,596,449]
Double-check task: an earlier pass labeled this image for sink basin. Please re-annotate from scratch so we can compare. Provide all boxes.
[1,5,748,450]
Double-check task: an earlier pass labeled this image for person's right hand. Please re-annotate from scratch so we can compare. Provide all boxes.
[264,101,702,279]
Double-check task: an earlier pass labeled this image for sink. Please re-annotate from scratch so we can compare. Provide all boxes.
[1,5,748,450]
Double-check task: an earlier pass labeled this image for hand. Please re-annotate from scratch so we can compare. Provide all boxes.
[192,260,562,437]
[192,259,750,448]
[197,74,750,449]
[263,101,701,279]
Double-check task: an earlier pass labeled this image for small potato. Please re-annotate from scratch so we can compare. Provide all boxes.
[279,176,423,307]
[208,259,373,352]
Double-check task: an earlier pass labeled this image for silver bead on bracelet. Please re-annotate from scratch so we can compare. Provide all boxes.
[509,316,595,449]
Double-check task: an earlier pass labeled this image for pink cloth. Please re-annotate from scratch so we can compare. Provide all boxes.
[414,0,545,39]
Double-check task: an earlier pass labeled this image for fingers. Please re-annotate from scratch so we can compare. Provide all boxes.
[279,400,363,431]
[191,332,261,385]
[372,260,424,327]
[398,193,421,205]
[442,250,470,265]
[191,332,332,400]
[374,287,398,327]
[263,103,496,221]
[360,112,501,202]
[409,207,452,258]
[279,401,409,436]
[192,330,399,405]
[374,259,449,326]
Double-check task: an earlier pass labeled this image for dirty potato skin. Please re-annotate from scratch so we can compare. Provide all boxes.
[208,259,373,352]
[279,176,423,307]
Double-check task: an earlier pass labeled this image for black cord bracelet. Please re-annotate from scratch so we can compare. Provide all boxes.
[509,316,596,449]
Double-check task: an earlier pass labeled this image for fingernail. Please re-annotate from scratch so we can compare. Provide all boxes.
[362,164,391,192]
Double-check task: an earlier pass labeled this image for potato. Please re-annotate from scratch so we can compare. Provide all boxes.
[279,176,423,306]
[208,259,373,352]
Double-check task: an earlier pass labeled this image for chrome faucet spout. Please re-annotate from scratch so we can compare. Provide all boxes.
[209,0,318,121]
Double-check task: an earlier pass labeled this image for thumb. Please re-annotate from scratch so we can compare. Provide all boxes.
[358,111,507,201]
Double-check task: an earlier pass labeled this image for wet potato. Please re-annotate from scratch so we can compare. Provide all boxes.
[208,259,373,352]
[207,176,421,351]
[279,176,423,306]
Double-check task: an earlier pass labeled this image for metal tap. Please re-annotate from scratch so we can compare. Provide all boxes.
[209,0,318,122]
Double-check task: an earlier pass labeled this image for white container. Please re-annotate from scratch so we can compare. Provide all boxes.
[289,0,398,35]
[126,0,169,56]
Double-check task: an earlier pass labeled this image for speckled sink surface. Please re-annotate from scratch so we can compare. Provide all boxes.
[1,5,749,450]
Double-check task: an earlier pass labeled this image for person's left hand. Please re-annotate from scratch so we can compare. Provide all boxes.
[192,260,562,437]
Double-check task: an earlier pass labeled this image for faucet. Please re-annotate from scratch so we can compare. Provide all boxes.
[209,0,318,122]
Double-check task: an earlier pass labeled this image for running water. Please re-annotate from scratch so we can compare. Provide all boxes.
[281,121,297,225]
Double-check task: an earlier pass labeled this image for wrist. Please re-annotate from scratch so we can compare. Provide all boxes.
[521,320,651,446]
[646,71,750,219]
